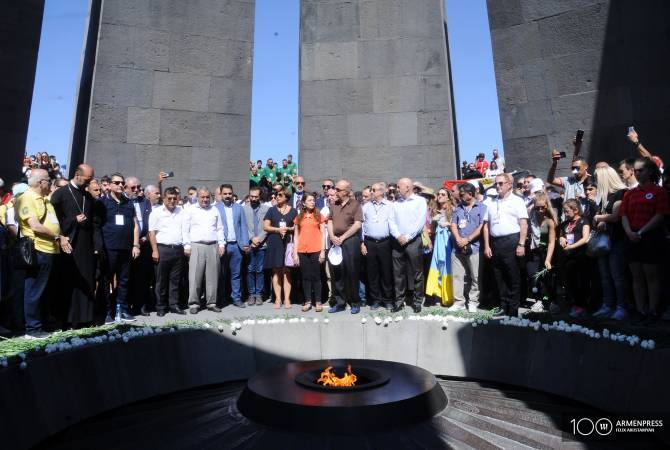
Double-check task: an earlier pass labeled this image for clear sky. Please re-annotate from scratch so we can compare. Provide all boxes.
[27,0,502,172]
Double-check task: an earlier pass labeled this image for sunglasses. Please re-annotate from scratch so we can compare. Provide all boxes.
[322,184,333,189]
[295,181,305,186]
[571,166,581,171]
[496,182,507,186]
[111,180,125,185]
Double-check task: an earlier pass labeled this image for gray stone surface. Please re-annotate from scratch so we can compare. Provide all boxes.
[75,0,255,194]
[488,0,670,175]
[299,0,458,190]
[0,0,44,184]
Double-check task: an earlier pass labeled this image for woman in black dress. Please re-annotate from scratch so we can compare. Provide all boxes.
[263,188,297,309]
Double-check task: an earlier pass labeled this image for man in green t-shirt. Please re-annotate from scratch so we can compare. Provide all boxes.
[261,158,278,184]
[277,159,291,180]
[249,166,262,188]
[286,154,298,175]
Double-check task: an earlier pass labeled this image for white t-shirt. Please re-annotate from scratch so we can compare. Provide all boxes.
[484,193,528,237]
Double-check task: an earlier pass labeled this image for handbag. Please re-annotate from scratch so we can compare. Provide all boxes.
[284,236,296,267]
[587,230,611,257]
[15,200,49,269]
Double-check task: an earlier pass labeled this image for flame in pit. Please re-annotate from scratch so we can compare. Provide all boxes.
[317,364,358,387]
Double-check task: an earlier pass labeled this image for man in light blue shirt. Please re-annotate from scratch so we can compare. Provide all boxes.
[361,182,394,310]
[389,178,428,313]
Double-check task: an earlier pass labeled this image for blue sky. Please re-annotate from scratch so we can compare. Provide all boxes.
[27,0,502,170]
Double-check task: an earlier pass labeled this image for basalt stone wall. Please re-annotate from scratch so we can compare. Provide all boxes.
[0,0,44,184]
[299,0,459,190]
[74,0,255,194]
[488,0,670,176]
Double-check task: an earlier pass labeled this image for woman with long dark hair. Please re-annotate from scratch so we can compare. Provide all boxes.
[293,193,326,312]
[558,199,591,318]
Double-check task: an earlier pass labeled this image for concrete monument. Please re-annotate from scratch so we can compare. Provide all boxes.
[299,0,459,190]
[71,0,256,194]
[488,0,670,175]
[0,0,44,184]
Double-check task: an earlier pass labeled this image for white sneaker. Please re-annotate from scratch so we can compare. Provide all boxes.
[448,303,466,312]
[611,306,627,321]
[592,305,613,318]
[530,300,544,312]
[467,303,478,313]
[24,330,50,340]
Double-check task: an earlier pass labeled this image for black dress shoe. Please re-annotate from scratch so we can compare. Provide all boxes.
[412,304,422,314]
[206,305,222,313]
[169,308,186,315]
[391,304,404,313]
[140,307,150,317]
[157,311,167,317]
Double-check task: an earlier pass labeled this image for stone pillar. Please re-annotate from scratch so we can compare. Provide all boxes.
[0,0,44,184]
[299,0,458,191]
[76,0,255,195]
[487,0,670,175]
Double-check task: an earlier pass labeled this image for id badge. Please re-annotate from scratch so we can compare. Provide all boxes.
[566,233,575,245]
[458,219,467,229]
[48,213,59,225]
[279,220,286,228]
[115,214,125,226]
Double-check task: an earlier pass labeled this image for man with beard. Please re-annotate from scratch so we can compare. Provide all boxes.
[50,164,96,328]
[290,176,306,209]
[215,184,248,308]
[242,187,270,305]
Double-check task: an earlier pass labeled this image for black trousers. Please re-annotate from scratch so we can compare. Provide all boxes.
[331,235,361,307]
[155,244,185,312]
[491,233,522,316]
[392,237,424,307]
[104,249,131,315]
[299,252,322,303]
[129,241,153,311]
[364,237,394,307]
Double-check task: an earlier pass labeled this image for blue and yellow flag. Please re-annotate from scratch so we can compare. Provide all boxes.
[425,225,454,306]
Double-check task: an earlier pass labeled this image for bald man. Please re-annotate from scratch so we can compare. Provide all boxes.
[51,164,97,327]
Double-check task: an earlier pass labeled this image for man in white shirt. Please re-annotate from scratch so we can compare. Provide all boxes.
[482,173,528,317]
[389,178,428,313]
[149,187,188,316]
[183,187,225,314]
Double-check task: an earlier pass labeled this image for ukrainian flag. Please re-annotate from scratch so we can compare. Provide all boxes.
[425,225,454,306]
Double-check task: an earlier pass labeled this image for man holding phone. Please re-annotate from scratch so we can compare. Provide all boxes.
[547,133,590,201]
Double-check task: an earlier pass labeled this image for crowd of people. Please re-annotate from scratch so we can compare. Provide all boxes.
[0,129,668,339]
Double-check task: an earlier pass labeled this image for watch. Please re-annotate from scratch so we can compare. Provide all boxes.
[517,243,525,248]
[54,234,60,241]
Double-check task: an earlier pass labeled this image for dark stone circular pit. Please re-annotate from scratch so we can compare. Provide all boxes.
[237,359,447,432]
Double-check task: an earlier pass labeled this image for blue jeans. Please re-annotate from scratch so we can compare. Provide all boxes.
[597,239,630,309]
[105,249,131,315]
[24,251,54,332]
[247,248,265,297]
[221,243,243,302]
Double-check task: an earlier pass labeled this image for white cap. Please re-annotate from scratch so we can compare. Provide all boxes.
[328,245,343,265]
[529,178,545,194]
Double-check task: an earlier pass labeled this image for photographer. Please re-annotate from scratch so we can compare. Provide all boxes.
[547,137,590,201]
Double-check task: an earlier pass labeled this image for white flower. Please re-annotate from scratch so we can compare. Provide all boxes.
[647,340,655,350]
[374,317,382,325]
[471,322,478,328]
[323,318,329,324]
[18,353,26,360]
[361,317,367,324]
[312,318,319,323]
[122,336,129,343]
[19,361,27,370]
[299,317,306,323]
[217,324,224,332]
[441,322,448,330]
[395,316,402,322]
[204,323,211,329]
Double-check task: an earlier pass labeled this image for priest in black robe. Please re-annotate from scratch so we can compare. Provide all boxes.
[51,164,96,327]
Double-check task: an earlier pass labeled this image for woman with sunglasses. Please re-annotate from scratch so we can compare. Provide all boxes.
[526,192,557,312]
[263,188,297,309]
[620,157,668,324]
[292,193,326,312]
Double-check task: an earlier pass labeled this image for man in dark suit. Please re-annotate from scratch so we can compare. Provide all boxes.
[215,184,249,308]
[125,176,154,315]
[315,178,334,209]
[290,176,307,209]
